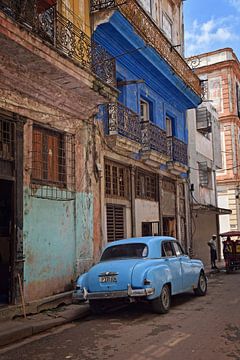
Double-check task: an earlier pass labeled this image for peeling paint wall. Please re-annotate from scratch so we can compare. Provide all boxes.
[23,189,94,302]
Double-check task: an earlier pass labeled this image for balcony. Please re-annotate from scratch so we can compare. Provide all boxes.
[90,0,201,96]
[104,102,142,153]
[0,0,116,86]
[102,102,188,170]
[167,137,188,174]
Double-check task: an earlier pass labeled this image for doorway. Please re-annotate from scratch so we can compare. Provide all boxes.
[142,222,160,236]
[0,180,13,304]
[163,217,176,237]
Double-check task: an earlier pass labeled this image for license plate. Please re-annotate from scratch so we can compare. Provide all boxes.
[99,275,117,283]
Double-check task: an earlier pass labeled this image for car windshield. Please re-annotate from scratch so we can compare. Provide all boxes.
[100,243,148,261]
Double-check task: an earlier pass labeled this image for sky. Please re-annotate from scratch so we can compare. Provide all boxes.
[184,0,240,58]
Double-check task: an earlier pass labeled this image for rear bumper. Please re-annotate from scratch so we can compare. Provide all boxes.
[72,284,155,301]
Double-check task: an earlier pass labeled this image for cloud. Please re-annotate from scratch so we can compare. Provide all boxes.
[185,16,239,56]
[228,0,240,11]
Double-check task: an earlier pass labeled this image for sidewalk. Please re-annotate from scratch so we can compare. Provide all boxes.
[0,303,90,348]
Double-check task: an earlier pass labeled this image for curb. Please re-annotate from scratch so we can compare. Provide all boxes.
[0,305,90,348]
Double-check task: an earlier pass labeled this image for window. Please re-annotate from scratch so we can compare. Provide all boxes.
[198,162,213,188]
[106,204,125,242]
[162,12,172,41]
[162,242,175,257]
[140,99,150,122]
[105,161,130,199]
[0,118,14,161]
[166,116,173,137]
[32,126,65,186]
[136,169,157,201]
[236,83,240,117]
[172,242,184,256]
[138,0,152,15]
[101,243,148,261]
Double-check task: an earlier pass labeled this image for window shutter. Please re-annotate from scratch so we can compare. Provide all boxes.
[106,204,125,242]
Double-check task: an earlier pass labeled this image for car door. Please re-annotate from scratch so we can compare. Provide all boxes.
[172,241,194,291]
[161,241,182,294]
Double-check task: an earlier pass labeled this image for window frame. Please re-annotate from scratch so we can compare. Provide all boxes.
[32,125,66,187]
[136,169,158,201]
[162,12,173,41]
[105,160,130,199]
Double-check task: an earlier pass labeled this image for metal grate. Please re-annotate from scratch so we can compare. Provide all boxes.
[196,107,211,134]
[31,126,75,200]
[198,161,208,187]
[106,204,125,242]
[0,117,15,161]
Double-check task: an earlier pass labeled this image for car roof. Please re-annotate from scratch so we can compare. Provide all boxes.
[104,236,176,249]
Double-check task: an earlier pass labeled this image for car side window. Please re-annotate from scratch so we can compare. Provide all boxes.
[173,241,184,256]
[162,242,175,257]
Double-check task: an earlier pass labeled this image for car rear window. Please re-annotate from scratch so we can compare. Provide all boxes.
[100,243,148,261]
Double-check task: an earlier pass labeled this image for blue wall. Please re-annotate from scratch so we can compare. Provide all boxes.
[94,11,201,143]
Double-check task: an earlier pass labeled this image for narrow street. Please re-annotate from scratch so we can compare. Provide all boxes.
[0,271,239,360]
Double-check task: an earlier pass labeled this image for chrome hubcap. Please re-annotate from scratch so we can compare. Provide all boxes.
[162,287,170,308]
[199,275,206,292]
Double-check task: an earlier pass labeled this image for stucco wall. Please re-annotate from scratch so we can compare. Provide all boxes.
[192,213,218,266]
[135,199,159,237]
[23,189,94,302]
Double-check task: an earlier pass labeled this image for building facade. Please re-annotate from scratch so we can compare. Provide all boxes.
[187,102,230,264]
[188,48,239,256]
[0,0,117,305]
[91,0,201,251]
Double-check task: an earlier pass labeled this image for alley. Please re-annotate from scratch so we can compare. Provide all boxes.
[0,271,239,360]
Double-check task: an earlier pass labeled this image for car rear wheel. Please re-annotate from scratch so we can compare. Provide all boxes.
[151,284,171,314]
[194,272,207,296]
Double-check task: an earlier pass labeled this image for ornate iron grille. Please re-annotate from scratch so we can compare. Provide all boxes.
[141,121,167,155]
[31,125,75,200]
[167,137,188,166]
[89,0,201,96]
[106,102,142,143]
[0,118,15,161]
[91,0,116,12]
[0,0,116,85]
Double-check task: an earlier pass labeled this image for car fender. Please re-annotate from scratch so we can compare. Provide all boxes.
[131,262,172,300]
[145,265,172,299]
[76,272,88,289]
[190,259,206,287]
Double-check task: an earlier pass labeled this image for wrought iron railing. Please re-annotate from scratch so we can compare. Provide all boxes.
[106,102,142,143]
[141,121,168,155]
[90,0,201,96]
[167,137,188,166]
[0,0,116,85]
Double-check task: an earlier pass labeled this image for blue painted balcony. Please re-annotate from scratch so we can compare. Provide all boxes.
[102,102,188,169]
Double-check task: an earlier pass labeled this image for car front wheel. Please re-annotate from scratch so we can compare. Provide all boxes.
[151,284,171,314]
[194,272,207,296]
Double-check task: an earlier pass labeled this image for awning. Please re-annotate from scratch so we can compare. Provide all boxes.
[192,204,232,215]
[220,231,240,237]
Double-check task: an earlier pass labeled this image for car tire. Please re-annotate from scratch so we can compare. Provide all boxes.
[194,271,207,296]
[151,284,171,314]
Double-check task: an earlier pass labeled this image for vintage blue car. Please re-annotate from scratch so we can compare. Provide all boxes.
[73,236,207,314]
